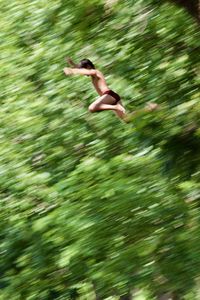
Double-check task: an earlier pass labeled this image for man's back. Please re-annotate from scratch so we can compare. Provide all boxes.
[91,70,110,96]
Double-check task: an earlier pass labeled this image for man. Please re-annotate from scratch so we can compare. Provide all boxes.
[63,58,126,119]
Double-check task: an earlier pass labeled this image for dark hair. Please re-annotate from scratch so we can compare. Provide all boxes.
[78,59,95,69]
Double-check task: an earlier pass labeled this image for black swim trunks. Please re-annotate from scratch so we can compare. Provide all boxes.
[102,90,121,104]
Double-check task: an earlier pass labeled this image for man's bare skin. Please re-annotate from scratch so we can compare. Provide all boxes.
[63,58,126,119]
[64,58,158,121]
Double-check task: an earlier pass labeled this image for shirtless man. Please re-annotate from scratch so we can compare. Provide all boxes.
[63,58,126,119]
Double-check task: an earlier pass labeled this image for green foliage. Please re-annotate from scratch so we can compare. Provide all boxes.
[1,0,200,299]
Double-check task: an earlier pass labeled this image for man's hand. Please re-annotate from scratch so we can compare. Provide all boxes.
[63,67,73,75]
[65,57,77,67]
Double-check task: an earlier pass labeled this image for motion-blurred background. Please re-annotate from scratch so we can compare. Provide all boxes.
[1,0,200,299]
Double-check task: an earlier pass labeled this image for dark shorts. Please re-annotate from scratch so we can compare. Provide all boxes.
[102,90,121,104]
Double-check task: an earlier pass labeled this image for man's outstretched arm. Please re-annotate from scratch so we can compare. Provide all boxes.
[63,67,97,76]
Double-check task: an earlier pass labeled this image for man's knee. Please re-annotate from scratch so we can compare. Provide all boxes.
[88,104,97,113]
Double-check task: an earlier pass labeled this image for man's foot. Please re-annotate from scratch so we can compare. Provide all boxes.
[115,103,126,119]
[146,102,159,111]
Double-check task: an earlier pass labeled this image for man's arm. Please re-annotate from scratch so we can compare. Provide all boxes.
[63,67,97,76]
[66,57,78,68]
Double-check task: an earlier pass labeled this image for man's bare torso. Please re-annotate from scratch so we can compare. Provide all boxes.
[91,70,110,96]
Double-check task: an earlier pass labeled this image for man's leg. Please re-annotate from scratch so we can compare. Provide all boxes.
[88,95,126,119]
[124,102,159,123]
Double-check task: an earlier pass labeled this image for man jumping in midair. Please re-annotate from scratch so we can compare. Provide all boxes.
[63,58,126,119]
[63,58,158,120]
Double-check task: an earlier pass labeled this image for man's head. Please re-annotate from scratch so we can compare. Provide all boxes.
[78,59,95,69]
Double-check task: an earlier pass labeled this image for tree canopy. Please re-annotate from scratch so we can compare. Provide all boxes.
[1,0,200,299]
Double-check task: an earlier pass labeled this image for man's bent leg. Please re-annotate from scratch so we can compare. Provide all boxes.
[89,95,116,112]
[88,95,126,119]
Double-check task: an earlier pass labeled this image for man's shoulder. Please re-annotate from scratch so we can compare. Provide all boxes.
[95,69,104,78]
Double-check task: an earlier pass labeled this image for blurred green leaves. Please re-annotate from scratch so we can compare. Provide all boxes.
[1,0,200,299]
